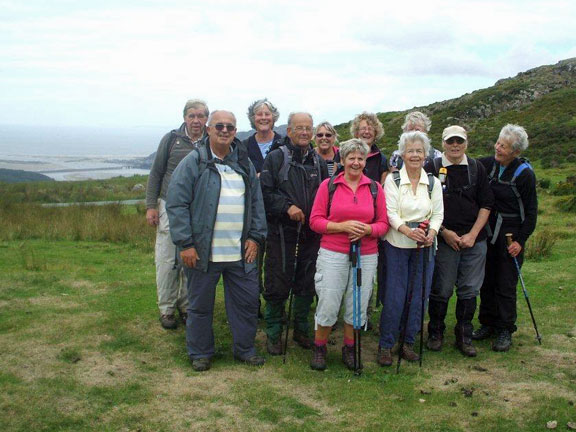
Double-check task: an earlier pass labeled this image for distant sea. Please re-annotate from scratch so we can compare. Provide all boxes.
[0,124,167,181]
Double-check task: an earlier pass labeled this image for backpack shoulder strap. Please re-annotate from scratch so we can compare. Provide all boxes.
[393,171,401,188]
[432,157,442,176]
[427,172,435,199]
[326,176,338,219]
[369,180,379,223]
[279,145,292,182]
[467,156,478,187]
[511,161,532,182]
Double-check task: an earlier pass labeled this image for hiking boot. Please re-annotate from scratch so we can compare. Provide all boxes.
[266,337,283,356]
[456,339,478,357]
[492,329,512,352]
[310,344,327,371]
[472,325,494,340]
[235,355,266,366]
[191,357,211,372]
[426,333,444,352]
[342,345,361,370]
[377,347,393,367]
[401,344,419,362]
[159,314,177,330]
[179,312,188,325]
[293,331,312,349]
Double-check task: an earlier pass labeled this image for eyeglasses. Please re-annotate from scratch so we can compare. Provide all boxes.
[212,123,236,132]
[316,133,333,138]
[445,137,465,145]
[187,114,206,119]
[358,127,375,133]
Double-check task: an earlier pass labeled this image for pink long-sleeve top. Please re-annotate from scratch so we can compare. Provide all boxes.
[310,173,389,255]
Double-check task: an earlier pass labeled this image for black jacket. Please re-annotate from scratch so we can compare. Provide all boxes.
[260,137,329,231]
[424,156,494,242]
[242,131,283,174]
[479,156,538,247]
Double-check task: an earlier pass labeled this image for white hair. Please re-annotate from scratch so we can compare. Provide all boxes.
[499,124,529,152]
[398,131,431,156]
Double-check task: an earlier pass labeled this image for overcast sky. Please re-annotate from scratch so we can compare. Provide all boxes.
[1,0,575,132]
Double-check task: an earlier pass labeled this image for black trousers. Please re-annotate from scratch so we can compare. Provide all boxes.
[263,224,319,303]
[478,227,523,333]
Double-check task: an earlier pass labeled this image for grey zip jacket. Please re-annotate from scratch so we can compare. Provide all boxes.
[165,136,267,273]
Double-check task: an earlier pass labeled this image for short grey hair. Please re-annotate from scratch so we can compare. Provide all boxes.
[401,111,431,132]
[183,99,209,117]
[350,112,385,141]
[247,98,280,129]
[499,124,529,152]
[287,112,313,127]
[314,121,339,142]
[398,131,431,156]
[207,110,236,126]
[339,138,370,162]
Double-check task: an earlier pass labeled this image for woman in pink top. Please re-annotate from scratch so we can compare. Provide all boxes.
[309,138,389,371]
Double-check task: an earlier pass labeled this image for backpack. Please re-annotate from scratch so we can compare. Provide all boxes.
[431,155,478,195]
[278,144,323,184]
[487,158,533,223]
[392,170,435,198]
[326,174,379,222]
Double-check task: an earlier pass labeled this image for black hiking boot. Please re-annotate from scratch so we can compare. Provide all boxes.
[190,357,211,372]
[492,329,512,352]
[310,344,327,371]
[160,314,177,330]
[426,333,444,351]
[472,325,495,340]
[293,331,313,349]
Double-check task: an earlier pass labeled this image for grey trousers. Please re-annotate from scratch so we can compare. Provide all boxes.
[184,260,259,361]
[155,199,188,315]
[430,240,487,303]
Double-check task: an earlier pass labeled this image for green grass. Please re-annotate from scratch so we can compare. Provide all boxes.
[0,181,575,431]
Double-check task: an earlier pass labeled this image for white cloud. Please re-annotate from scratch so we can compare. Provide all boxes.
[0,0,575,132]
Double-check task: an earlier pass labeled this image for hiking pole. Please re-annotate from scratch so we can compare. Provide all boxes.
[505,233,542,345]
[418,221,430,368]
[283,222,302,364]
[351,241,363,376]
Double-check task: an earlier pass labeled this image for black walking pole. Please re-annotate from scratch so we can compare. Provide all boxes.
[351,241,363,375]
[418,221,430,367]
[505,233,542,345]
[283,222,302,364]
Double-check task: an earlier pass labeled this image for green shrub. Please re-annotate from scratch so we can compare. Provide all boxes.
[525,230,558,260]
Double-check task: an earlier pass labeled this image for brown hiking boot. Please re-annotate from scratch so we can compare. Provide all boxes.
[160,314,177,330]
[456,339,477,357]
[310,344,327,371]
[293,331,312,349]
[266,337,283,356]
[401,344,420,362]
[342,345,361,370]
[377,347,393,367]
[426,333,444,352]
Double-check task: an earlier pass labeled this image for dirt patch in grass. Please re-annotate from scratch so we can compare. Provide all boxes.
[75,351,141,387]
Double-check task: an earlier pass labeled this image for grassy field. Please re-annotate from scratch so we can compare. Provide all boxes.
[0,173,575,431]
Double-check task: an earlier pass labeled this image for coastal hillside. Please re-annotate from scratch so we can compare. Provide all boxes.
[0,168,54,183]
[334,58,576,167]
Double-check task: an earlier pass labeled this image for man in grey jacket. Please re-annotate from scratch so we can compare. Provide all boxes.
[146,99,209,330]
[167,110,267,371]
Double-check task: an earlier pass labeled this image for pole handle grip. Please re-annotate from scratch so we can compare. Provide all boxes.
[506,233,513,247]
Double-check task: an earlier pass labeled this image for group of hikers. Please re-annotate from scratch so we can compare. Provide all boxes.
[145,98,538,372]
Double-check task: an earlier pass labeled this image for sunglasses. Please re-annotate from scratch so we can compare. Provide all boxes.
[446,137,465,145]
[212,123,236,132]
[316,133,333,138]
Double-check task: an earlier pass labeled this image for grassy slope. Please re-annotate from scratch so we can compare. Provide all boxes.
[0,172,575,431]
